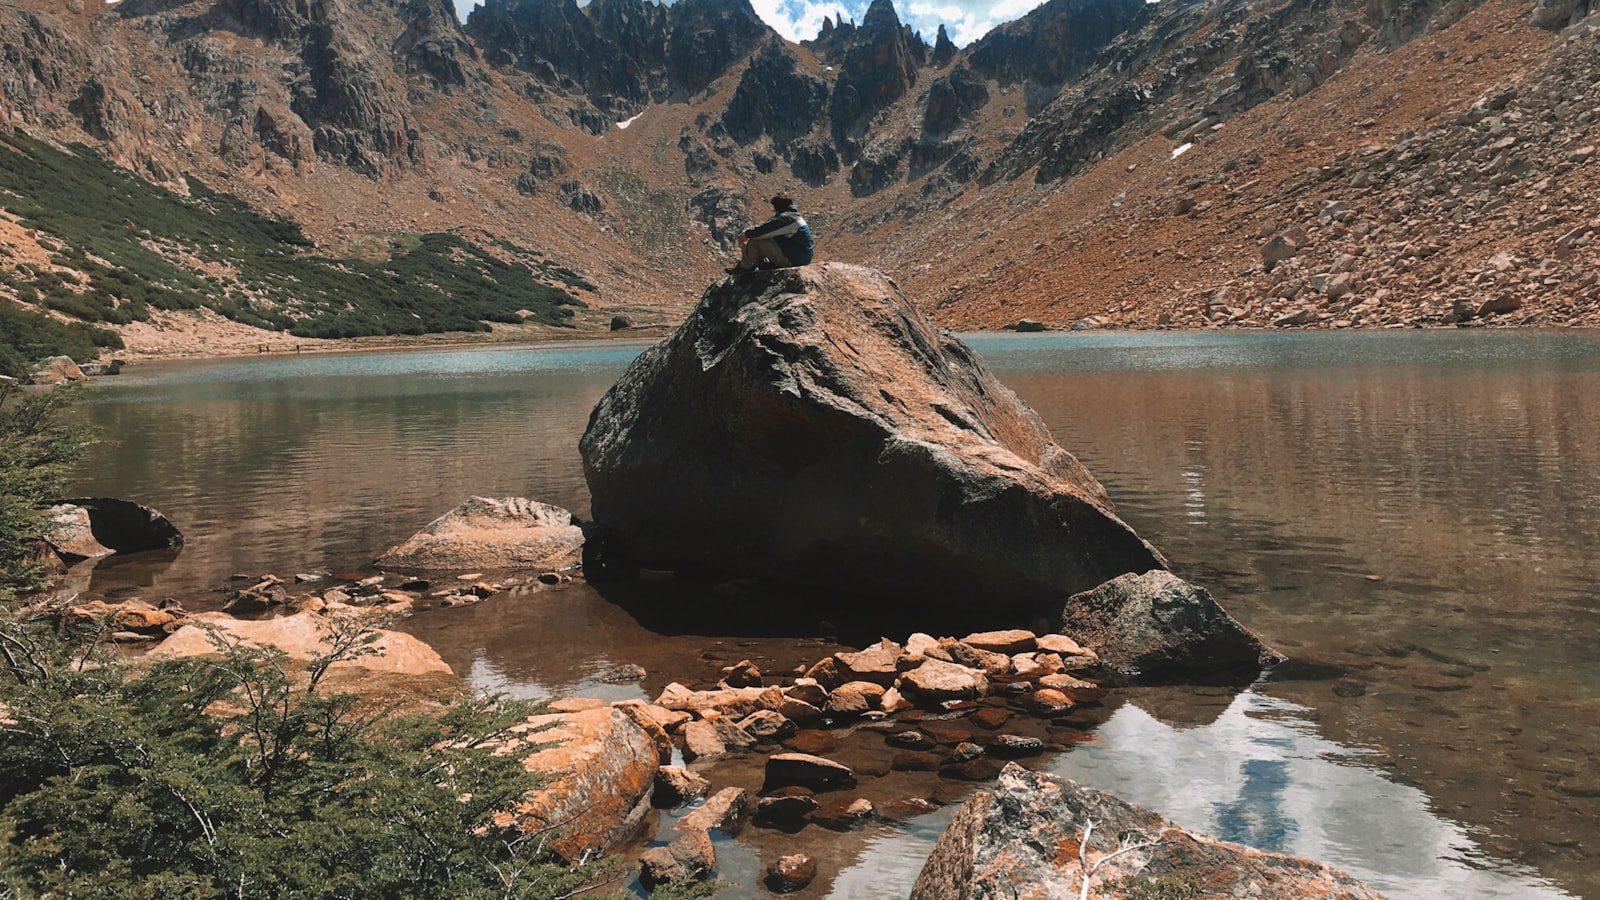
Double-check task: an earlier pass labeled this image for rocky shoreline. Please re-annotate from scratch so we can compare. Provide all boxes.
[27,264,1387,897]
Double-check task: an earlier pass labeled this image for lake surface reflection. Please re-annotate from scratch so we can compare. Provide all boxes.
[73,331,1599,898]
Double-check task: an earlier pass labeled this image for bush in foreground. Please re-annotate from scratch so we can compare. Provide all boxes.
[0,614,619,899]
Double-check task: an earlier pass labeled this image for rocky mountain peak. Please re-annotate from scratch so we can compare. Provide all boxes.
[931,23,956,66]
[827,0,925,152]
[467,0,768,114]
[860,0,901,31]
[966,0,1147,112]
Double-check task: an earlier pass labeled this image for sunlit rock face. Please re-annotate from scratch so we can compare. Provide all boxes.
[579,263,1165,616]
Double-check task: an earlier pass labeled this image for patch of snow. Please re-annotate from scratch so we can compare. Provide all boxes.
[1171,142,1194,159]
[616,111,645,130]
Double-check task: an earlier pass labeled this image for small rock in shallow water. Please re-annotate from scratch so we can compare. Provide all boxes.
[988,734,1045,757]
[813,797,874,829]
[940,759,1004,781]
[763,753,857,792]
[887,729,935,750]
[765,854,818,893]
[654,766,709,808]
[882,798,941,820]
[675,787,749,836]
[892,751,944,772]
[599,663,648,684]
[640,829,715,887]
[737,709,796,741]
[971,707,1012,730]
[722,659,763,687]
[755,793,818,822]
[782,729,837,755]
[1035,674,1105,702]
[946,742,984,763]
[1031,688,1074,716]
[920,720,975,746]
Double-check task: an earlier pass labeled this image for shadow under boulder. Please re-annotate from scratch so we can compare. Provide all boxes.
[57,497,183,556]
[579,263,1164,618]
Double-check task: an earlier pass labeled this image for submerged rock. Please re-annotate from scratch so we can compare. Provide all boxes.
[1061,570,1283,684]
[377,496,584,572]
[912,764,1383,899]
[579,264,1164,614]
[765,853,818,893]
[763,752,857,792]
[639,826,716,887]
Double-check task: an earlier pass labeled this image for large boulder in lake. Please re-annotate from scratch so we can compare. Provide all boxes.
[1061,570,1282,684]
[912,764,1383,899]
[376,497,585,572]
[579,264,1164,614]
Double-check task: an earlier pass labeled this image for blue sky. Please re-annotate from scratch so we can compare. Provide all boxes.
[455,0,1049,45]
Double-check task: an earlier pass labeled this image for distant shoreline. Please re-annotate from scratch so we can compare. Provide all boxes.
[104,318,1600,367]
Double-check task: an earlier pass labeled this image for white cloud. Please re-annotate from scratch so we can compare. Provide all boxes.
[749,0,853,41]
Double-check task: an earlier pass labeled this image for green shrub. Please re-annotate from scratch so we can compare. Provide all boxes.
[0,383,91,601]
[0,134,586,360]
[0,614,620,899]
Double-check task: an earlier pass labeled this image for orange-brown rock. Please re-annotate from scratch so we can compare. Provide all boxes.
[506,706,659,863]
[961,630,1036,654]
[579,264,1166,616]
[149,611,452,677]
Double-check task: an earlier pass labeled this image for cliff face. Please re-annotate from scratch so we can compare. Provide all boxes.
[463,0,766,115]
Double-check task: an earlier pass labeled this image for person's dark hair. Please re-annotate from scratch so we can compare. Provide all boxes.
[770,193,796,211]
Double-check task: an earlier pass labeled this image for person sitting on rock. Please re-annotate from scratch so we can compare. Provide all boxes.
[726,193,814,274]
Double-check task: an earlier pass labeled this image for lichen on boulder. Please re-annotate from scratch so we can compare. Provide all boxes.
[913,764,1384,899]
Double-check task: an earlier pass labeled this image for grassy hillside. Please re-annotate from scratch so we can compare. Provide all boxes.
[0,134,588,374]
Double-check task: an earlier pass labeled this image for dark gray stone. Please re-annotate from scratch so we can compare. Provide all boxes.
[579,264,1165,616]
[1061,570,1282,684]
